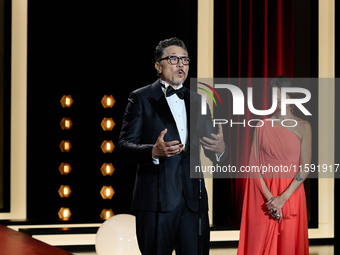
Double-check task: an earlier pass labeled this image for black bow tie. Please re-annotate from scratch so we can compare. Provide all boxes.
[162,85,186,99]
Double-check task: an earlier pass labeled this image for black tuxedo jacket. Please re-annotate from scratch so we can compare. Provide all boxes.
[118,79,227,213]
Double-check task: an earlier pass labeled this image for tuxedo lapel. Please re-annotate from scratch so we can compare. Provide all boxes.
[187,89,199,146]
[148,80,181,142]
[184,88,191,148]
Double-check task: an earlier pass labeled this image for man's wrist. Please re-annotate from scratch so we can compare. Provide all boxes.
[152,144,158,158]
[152,156,160,165]
[152,144,160,164]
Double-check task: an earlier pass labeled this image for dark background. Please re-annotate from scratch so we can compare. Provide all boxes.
[0,1,337,245]
[212,0,319,229]
[26,0,197,221]
[0,0,11,212]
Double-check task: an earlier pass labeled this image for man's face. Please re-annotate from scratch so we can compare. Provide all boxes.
[155,46,189,87]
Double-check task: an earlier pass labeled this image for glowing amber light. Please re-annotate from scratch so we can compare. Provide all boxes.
[58,185,72,198]
[101,95,115,108]
[100,163,115,176]
[60,95,74,108]
[60,117,73,130]
[101,140,114,153]
[100,209,114,220]
[59,163,72,175]
[101,118,115,131]
[58,207,72,221]
[100,186,115,199]
[59,140,72,152]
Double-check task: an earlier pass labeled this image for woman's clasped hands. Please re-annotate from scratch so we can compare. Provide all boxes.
[266,195,286,223]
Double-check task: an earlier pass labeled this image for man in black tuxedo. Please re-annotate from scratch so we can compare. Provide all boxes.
[118,38,227,255]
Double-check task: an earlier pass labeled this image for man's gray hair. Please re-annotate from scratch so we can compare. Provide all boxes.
[154,37,188,63]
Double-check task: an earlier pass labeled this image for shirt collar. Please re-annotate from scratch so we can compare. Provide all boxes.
[160,79,183,94]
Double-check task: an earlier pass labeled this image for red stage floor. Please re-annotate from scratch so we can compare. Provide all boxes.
[0,224,72,255]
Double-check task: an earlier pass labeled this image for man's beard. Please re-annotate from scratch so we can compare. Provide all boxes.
[171,79,184,85]
[171,69,186,85]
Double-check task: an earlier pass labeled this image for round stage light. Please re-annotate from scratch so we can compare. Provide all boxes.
[58,207,72,221]
[60,117,73,130]
[100,186,115,200]
[101,95,115,108]
[100,208,114,220]
[60,95,73,108]
[96,214,140,255]
[101,118,115,131]
[100,163,115,176]
[59,163,72,175]
[101,140,114,153]
[58,185,72,198]
[59,140,72,152]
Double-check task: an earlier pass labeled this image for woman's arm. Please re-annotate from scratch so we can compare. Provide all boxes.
[259,174,274,201]
[251,128,273,201]
[266,121,312,214]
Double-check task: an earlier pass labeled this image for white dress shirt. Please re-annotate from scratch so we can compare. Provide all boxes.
[160,80,188,146]
[153,79,224,164]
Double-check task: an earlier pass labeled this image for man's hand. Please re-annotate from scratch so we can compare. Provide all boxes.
[152,129,184,158]
[200,124,225,155]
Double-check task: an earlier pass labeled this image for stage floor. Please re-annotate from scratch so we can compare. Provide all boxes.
[0,224,72,255]
[0,223,333,255]
[72,245,334,255]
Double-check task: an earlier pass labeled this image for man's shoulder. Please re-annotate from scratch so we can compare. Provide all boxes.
[133,80,159,94]
[130,80,160,97]
[132,84,153,94]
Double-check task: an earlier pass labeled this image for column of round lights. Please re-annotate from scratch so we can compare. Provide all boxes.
[58,95,73,221]
[100,95,116,220]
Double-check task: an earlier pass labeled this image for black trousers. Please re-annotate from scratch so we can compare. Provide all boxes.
[136,195,210,255]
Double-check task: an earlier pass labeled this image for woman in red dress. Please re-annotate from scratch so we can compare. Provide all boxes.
[237,76,311,255]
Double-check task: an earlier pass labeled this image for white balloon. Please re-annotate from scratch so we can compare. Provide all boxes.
[96,214,141,255]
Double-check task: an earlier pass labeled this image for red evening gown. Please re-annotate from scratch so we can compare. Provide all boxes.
[237,121,309,255]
